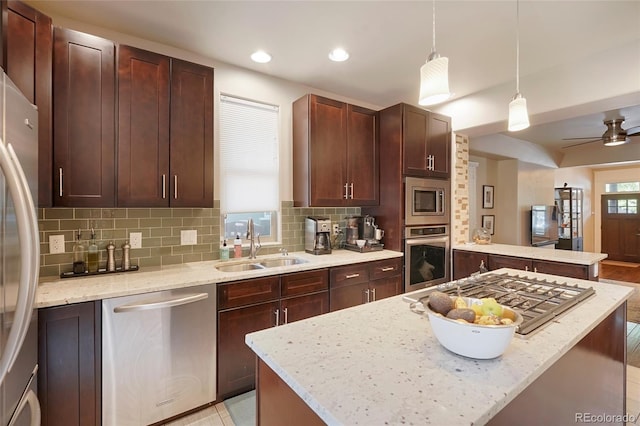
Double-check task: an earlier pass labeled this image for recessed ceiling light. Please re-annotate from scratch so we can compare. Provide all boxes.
[328,48,349,62]
[251,50,272,63]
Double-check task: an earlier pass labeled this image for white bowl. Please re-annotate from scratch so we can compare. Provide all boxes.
[425,297,523,359]
[355,239,366,248]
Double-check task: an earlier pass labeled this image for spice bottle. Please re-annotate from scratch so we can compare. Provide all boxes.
[106,241,116,272]
[122,240,131,270]
[234,234,242,258]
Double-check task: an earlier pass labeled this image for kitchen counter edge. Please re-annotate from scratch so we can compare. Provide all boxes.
[35,250,404,308]
[453,243,607,265]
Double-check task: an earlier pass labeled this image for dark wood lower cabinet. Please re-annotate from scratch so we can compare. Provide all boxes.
[217,269,329,400]
[38,301,101,426]
[453,249,595,281]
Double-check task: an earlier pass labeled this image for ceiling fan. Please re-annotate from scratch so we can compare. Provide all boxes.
[562,118,640,148]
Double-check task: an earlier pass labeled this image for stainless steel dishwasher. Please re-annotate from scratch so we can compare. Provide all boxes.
[102,284,216,425]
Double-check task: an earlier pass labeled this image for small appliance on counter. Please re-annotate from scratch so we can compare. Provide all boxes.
[344,214,384,253]
[305,216,332,255]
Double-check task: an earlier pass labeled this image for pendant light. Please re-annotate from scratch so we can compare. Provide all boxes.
[419,0,451,106]
[508,0,530,131]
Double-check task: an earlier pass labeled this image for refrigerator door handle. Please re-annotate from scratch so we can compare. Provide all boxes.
[8,389,41,426]
[0,141,39,385]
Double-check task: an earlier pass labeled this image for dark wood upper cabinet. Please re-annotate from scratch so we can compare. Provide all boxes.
[169,58,214,207]
[7,0,52,207]
[402,103,450,178]
[117,47,213,207]
[117,45,170,207]
[53,27,115,207]
[293,94,378,207]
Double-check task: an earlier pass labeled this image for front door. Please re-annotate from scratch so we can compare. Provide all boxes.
[601,194,640,263]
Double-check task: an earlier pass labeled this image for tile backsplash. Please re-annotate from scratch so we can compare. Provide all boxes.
[38,201,360,278]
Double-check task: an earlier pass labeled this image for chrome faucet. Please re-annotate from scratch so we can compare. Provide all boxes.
[246,218,261,259]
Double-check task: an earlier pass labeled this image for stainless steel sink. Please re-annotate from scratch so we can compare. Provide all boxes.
[215,262,266,272]
[215,257,307,272]
[259,257,307,268]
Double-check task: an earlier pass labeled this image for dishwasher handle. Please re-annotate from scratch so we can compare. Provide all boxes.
[113,293,208,313]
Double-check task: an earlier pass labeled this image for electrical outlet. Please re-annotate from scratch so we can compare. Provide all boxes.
[49,235,65,254]
[180,229,197,245]
[332,224,340,235]
[129,232,142,249]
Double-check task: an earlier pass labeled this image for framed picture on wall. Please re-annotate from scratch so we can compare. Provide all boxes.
[482,185,494,209]
[482,215,495,235]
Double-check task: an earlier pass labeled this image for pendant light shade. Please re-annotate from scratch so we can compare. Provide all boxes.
[507,0,529,132]
[508,93,530,131]
[419,0,451,106]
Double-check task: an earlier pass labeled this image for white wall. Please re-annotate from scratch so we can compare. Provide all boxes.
[517,163,555,245]
[496,160,519,244]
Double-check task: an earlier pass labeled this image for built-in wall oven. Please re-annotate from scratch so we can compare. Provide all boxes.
[404,225,450,292]
[405,176,449,226]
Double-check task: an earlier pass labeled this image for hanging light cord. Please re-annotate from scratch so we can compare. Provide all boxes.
[515,0,521,94]
[432,0,437,53]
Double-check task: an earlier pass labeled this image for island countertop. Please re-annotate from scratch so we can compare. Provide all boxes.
[452,242,607,266]
[245,268,632,425]
[36,249,403,308]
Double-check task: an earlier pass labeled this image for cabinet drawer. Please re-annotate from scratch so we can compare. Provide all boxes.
[218,277,280,310]
[532,260,589,280]
[369,258,402,280]
[330,263,369,289]
[281,269,329,298]
[488,254,532,271]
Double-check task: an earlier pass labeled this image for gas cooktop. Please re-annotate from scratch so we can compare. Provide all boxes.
[403,272,596,336]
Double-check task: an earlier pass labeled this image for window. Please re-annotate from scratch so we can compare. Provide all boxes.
[607,198,638,214]
[219,95,279,244]
[605,181,640,193]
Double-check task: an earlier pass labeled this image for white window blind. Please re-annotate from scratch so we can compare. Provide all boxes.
[220,95,279,213]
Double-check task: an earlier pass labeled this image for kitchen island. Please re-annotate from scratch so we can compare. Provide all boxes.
[246,268,633,425]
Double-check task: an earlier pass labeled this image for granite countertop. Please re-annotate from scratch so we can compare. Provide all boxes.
[35,249,403,308]
[246,268,632,425]
[452,243,607,266]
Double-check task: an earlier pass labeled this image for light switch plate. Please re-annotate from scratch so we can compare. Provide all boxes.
[181,229,197,245]
[49,235,65,254]
[129,232,142,249]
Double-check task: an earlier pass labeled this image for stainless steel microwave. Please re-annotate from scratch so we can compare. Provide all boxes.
[404,176,450,226]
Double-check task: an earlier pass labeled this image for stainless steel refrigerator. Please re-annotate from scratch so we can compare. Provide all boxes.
[0,69,41,425]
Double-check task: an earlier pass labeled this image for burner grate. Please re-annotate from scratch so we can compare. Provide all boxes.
[407,272,595,336]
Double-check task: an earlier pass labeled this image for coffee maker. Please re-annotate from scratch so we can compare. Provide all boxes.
[305,216,332,255]
[344,214,384,252]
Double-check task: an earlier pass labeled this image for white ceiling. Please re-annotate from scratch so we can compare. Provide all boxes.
[27,0,640,166]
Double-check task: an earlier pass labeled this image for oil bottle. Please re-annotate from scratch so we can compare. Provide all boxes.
[88,228,99,273]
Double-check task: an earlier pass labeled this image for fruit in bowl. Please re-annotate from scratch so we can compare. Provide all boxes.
[424,292,523,359]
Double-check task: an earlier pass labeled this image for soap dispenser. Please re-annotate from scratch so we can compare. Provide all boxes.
[234,234,242,258]
[220,239,230,261]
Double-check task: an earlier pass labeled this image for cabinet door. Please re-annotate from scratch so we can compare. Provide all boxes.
[117,45,170,207]
[402,104,429,176]
[217,301,279,400]
[346,104,378,205]
[38,302,101,426]
[169,58,214,207]
[7,0,52,207]
[309,95,348,206]
[370,275,402,302]
[330,282,369,311]
[452,250,489,280]
[53,28,115,207]
[532,259,589,280]
[426,111,451,178]
[281,292,329,324]
[488,254,532,272]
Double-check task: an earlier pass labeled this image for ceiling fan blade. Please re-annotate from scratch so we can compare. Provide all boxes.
[626,126,640,136]
[562,136,601,140]
[561,138,602,149]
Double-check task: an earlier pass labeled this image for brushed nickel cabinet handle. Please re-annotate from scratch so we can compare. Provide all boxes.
[343,182,349,199]
[162,174,166,199]
[371,288,376,301]
[349,183,354,199]
[365,288,370,303]
[345,273,360,279]
[174,175,178,199]
[381,267,394,272]
[283,307,288,324]
[274,309,280,327]
[58,168,63,197]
